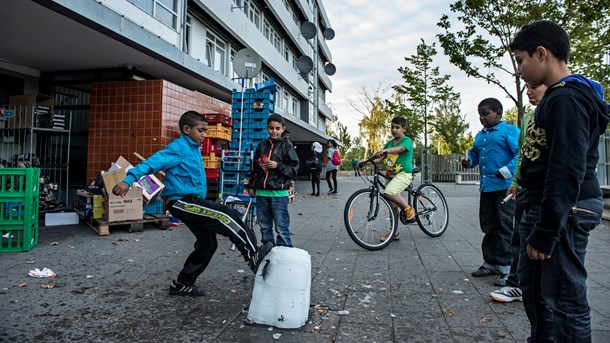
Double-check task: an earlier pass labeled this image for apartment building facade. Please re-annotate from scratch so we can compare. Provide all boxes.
[0,0,336,186]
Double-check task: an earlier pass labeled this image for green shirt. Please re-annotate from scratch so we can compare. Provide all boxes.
[510,110,534,188]
[383,136,413,174]
[256,189,289,197]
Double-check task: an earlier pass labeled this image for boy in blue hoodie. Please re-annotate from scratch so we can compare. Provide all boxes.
[510,20,609,342]
[112,111,273,297]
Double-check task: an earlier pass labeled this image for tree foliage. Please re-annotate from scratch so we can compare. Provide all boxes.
[385,92,424,146]
[437,0,610,123]
[392,39,459,150]
[350,84,393,156]
[430,98,472,154]
[336,121,351,156]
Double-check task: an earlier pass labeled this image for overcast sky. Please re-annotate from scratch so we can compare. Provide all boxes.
[324,0,515,139]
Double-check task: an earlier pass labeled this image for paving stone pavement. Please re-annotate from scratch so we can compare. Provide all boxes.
[1,177,609,342]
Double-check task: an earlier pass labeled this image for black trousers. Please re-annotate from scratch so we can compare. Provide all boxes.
[168,194,258,285]
[326,169,337,191]
[310,167,321,193]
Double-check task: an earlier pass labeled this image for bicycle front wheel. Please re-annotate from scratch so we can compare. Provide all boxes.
[344,189,397,250]
[413,184,449,237]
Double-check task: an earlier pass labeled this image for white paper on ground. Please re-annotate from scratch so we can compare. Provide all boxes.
[28,268,56,278]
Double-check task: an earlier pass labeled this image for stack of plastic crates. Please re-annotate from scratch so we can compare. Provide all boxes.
[230,86,275,153]
[1,168,40,252]
[225,85,276,197]
[203,113,233,200]
[220,149,254,196]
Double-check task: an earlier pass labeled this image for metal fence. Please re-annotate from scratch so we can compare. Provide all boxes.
[429,154,480,183]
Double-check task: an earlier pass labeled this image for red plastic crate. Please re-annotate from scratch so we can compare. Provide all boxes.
[205,168,220,180]
[204,113,233,127]
[201,138,217,156]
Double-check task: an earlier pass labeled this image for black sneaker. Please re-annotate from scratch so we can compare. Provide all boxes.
[169,280,205,296]
[471,266,497,277]
[249,242,274,273]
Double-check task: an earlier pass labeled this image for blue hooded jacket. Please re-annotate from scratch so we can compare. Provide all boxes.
[122,134,207,201]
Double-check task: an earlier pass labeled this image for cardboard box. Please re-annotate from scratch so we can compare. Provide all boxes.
[136,174,165,205]
[106,187,143,222]
[101,167,143,222]
[101,169,127,195]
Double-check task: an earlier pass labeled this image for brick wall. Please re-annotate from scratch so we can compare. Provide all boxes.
[87,80,230,183]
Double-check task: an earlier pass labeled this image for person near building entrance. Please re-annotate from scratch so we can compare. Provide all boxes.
[112,110,273,297]
[308,142,324,196]
[461,98,519,287]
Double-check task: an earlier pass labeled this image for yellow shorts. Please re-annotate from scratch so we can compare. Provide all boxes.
[384,171,413,196]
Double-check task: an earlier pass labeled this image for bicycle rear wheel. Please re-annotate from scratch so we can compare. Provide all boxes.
[344,189,397,250]
[413,184,449,237]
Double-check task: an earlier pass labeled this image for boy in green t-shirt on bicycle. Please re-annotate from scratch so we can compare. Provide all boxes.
[360,116,415,241]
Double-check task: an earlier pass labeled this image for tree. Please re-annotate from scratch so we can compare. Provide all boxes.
[350,84,393,156]
[503,106,519,126]
[437,0,610,123]
[385,92,424,146]
[336,122,351,156]
[430,98,472,154]
[392,39,458,181]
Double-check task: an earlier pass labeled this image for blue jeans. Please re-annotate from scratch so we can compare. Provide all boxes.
[256,196,293,247]
[518,197,602,343]
[479,189,515,274]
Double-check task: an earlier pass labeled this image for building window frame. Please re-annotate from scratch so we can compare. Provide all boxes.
[206,31,227,75]
[129,0,179,30]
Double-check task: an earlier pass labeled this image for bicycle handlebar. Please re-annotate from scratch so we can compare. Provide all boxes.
[357,151,387,170]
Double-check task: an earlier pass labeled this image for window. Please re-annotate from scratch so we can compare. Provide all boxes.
[284,43,290,62]
[291,96,299,117]
[273,32,282,52]
[230,48,238,80]
[282,90,289,111]
[206,32,226,75]
[249,3,261,30]
[183,16,191,54]
[263,19,271,40]
[276,85,284,110]
[242,0,250,16]
[130,0,179,29]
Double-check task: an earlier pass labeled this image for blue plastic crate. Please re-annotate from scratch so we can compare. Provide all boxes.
[143,199,164,214]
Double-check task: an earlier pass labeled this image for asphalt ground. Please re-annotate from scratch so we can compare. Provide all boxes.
[1,176,609,342]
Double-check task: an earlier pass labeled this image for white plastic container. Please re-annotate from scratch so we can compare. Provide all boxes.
[247,246,311,328]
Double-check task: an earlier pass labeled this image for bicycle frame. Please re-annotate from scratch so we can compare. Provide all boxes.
[356,158,432,218]
[356,158,388,222]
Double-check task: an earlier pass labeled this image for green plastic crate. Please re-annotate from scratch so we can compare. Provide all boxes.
[0,168,40,252]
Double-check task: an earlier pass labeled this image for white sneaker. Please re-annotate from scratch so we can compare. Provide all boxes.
[490,286,522,303]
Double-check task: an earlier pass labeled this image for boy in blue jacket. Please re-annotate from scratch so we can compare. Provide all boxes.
[113,111,272,297]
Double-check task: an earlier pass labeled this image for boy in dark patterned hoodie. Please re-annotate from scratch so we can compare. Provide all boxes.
[510,20,610,343]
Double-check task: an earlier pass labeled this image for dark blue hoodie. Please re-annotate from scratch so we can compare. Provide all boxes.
[519,74,610,255]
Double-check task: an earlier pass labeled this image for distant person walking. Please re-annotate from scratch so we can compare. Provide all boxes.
[325,139,339,194]
[461,98,519,287]
[308,142,323,196]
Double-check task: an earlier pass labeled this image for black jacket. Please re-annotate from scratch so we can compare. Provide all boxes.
[249,138,299,191]
[519,77,609,255]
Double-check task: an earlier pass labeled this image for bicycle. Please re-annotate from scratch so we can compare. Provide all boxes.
[344,154,449,250]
